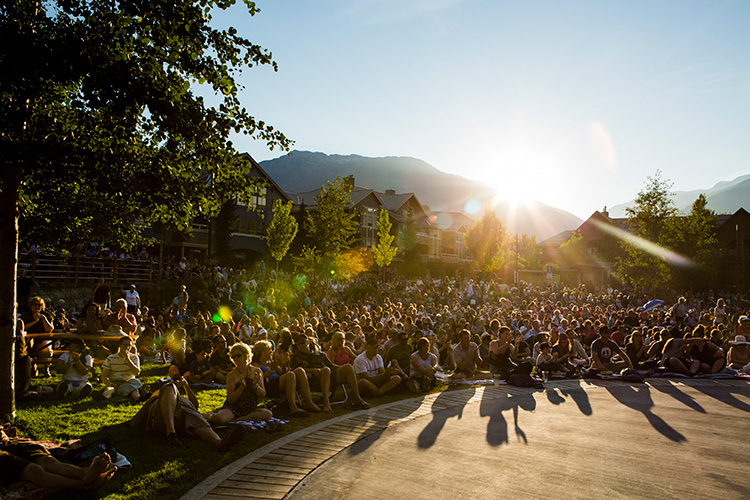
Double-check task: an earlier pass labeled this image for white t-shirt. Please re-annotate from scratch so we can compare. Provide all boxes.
[59,352,93,382]
[410,351,437,377]
[353,352,384,378]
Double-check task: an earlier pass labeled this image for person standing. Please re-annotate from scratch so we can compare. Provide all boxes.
[92,278,111,311]
[123,284,140,315]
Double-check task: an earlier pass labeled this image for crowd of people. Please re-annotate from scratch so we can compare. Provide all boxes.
[9,266,750,492]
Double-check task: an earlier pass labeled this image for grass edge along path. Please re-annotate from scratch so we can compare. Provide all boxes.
[12,364,457,500]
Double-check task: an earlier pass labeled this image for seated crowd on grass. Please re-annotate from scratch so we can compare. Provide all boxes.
[8,266,750,492]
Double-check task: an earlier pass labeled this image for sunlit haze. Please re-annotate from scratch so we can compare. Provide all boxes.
[212,0,750,219]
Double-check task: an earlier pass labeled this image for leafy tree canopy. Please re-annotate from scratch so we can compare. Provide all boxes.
[373,209,397,269]
[464,208,506,273]
[0,0,291,416]
[2,0,291,250]
[305,176,359,256]
[267,199,298,267]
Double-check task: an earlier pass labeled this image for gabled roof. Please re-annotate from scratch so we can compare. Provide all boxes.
[427,211,475,231]
[538,230,574,247]
[237,153,292,202]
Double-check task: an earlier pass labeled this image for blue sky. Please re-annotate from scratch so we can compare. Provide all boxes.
[212,0,750,219]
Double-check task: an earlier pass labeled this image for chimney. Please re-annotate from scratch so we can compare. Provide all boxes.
[344,175,355,187]
[385,189,396,195]
[602,206,609,217]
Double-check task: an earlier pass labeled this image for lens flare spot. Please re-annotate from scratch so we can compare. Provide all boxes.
[464,200,482,215]
[218,305,233,322]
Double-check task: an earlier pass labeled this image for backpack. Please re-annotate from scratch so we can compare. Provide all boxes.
[509,373,543,389]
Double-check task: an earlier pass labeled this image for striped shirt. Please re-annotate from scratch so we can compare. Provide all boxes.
[102,353,140,382]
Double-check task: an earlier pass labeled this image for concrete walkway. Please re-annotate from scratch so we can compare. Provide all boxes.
[181,379,750,500]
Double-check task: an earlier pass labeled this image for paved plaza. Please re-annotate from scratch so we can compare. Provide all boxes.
[182,379,750,500]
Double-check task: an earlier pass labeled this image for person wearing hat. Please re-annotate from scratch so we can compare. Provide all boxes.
[737,316,750,337]
[123,284,140,315]
[727,335,750,373]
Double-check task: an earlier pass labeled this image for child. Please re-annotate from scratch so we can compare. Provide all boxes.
[55,339,93,399]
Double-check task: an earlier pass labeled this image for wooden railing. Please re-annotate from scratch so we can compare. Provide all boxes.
[18,253,154,284]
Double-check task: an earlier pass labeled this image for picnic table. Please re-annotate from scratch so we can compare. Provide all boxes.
[25,331,138,365]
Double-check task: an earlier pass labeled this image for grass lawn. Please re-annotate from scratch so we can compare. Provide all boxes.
[13,363,457,500]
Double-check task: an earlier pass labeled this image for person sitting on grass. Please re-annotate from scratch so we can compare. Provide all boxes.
[184,344,215,384]
[210,335,233,384]
[55,339,93,399]
[206,343,273,425]
[252,340,320,417]
[95,336,142,402]
[0,425,116,491]
[130,367,245,450]
[291,333,371,412]
[450,329,489,380]
[408,337,438,393]
[353,337,402,396]
[102,298,137,335]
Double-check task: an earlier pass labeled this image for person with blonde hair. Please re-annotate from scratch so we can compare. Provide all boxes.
[207,343,272,425]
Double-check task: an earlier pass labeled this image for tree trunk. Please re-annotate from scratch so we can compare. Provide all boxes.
[0,165,21,418]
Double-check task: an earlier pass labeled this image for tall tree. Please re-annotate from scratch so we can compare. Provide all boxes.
[668,193,718,288]
[0,0,291,416]
[464,208,507,274]
[305,177,359,256]
[616,171,676,289]
[373,209,397,277]
[267,199,298,273]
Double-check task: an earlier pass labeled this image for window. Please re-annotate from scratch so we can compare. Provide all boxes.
[235,186,267,209]
[361,208,378,247]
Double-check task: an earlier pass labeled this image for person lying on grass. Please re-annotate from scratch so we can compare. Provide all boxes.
[0,426,116,491]
[130,367,245,450]
[205,342,274,426]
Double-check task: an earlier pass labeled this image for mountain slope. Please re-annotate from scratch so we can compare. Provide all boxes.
[609,174,750,216]
[259,151,582,240]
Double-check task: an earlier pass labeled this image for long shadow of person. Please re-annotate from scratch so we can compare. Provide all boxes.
[689,383,750,412]
[558,381,593,416]
[417,388,477,449]
[479,389,538,447]
[649,381,706,413]
[605,384,686,442]
[348,397,426,455]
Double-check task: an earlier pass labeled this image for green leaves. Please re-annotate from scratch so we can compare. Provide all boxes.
[267,199,298,265]
[464,208,506,273]
[373,209,397,268]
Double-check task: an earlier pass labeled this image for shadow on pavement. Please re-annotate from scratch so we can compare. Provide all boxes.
[479,389,538,447]
[689,384,750,412]
[416,388,477,449]
[559,383,593,416]
[649,381,706,413]
[604,384,687,442]
[545,383,593,416]
[347,397,427,456]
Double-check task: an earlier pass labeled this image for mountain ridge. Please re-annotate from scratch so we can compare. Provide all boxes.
[608,173,750,217]
[258,150,582,241]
